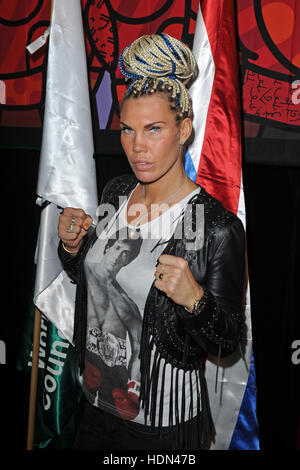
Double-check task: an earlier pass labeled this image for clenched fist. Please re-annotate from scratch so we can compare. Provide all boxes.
[58,207,93,252]
[154,254,204,312]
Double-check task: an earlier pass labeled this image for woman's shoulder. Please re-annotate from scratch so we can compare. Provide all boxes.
[192,186,244,235]
[100,174,138,203]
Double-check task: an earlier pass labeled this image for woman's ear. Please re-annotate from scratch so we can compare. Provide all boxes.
[179,117,193,145]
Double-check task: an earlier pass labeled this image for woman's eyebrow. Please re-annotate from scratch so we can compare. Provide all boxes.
[120,121,130,127]
[144,121,166,128]
[120,121,166,128]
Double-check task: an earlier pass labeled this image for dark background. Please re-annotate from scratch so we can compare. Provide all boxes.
[0,0,299,455]
[1,146,299,451]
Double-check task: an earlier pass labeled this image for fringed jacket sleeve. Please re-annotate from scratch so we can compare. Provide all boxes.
[176,216,246,358]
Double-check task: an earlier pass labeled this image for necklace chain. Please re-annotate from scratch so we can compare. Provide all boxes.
[127,174,188,237]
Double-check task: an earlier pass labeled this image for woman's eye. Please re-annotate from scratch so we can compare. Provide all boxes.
[150,126,161,133]
[121,127,133,134]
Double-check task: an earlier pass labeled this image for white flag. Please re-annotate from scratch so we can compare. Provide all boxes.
[34,0,98,342]
[185,1,259,450]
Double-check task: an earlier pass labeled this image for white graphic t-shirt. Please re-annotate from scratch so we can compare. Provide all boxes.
[83,186,200,426]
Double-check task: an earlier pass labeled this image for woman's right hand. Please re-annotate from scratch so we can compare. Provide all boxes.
[58,207,93,252]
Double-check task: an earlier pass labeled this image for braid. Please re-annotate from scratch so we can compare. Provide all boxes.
[119,33,197,119]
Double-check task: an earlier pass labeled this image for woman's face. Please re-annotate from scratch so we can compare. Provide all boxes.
[120,92,192,184]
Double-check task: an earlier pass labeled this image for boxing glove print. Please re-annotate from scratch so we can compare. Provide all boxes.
[112,380,141,420]
[84,361,102,390]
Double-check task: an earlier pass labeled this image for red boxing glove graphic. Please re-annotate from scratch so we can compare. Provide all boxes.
[84,361,102,390]
[112,380,141,420]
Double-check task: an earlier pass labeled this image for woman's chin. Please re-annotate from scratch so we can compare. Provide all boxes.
[133,172,158,184]
[132,168,169,185]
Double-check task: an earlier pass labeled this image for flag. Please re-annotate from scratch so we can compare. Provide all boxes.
[34,0,98,340]
[18,304,83,448]
[185,0,259,450]
[23,0,98,447]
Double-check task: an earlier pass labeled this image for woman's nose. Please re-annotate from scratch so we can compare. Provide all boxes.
[132,132,147,153]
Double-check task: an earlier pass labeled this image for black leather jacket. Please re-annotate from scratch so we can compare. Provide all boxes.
[58,174,245,448]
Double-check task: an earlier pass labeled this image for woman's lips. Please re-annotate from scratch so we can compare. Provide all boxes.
[132,161,153,171]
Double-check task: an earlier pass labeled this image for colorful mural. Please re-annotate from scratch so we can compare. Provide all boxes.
[0,0,198,140]
[0,0,299,164]
[238,0,300,132]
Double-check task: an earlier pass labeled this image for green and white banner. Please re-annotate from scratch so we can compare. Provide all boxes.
[18,306,82,448]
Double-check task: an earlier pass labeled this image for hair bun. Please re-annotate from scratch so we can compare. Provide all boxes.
[119,34,197,118]
[120,33,197,88]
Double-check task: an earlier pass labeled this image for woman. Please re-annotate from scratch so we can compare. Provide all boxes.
[58,33,245,450]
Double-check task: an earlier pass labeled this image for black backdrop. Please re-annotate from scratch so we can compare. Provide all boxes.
[0,0,300,454]
[1,147,299,451]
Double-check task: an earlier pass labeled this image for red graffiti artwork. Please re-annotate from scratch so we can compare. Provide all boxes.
[237,0,300,130]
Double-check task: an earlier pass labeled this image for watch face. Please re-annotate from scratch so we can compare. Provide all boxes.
[193,289,207,314]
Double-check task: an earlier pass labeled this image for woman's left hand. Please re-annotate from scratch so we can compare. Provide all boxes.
[154,254,203,312]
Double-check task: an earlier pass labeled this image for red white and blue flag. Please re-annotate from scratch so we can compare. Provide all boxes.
[185,0,259,450]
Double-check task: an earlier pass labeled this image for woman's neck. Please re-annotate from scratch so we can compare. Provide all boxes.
[141,172,198,207]
[144,172,183,203]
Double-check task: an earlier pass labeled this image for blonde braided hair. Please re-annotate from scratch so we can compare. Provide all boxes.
[119,33,197,119]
